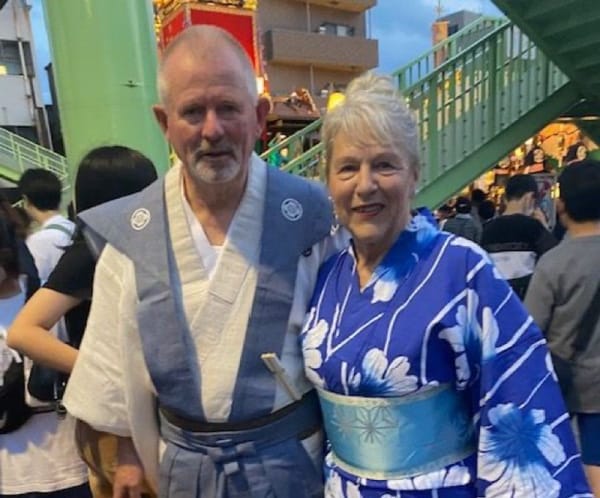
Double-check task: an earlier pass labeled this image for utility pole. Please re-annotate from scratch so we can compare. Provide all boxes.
[435,0,443,20]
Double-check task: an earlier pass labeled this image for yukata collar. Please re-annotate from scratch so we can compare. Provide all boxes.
[348,214,439,290]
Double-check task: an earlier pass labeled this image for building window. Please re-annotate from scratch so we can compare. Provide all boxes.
[317,22,355,37]
[0,40,22,76]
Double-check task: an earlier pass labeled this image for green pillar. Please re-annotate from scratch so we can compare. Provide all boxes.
[587,149,600,161]
[42,0,169,181]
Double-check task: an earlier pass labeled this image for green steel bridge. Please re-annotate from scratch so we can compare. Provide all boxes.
[2,0,600,208]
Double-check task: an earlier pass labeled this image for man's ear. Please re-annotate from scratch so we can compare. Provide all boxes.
[152,105,168,136]
[255,96,271,135]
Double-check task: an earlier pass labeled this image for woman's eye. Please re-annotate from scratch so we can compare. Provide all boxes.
[337,164,358,176]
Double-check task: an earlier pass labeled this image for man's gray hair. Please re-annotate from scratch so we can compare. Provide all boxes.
[321,71,420,177]
[157,25,258,105]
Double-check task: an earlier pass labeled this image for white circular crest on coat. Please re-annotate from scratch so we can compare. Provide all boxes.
[281,198,303,221]
[130,208,151,231]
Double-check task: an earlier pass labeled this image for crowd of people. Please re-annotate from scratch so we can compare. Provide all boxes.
[0,24,599,498]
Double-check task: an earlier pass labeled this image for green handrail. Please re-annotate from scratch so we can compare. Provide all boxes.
[283,21,574,209]
[263,15,507,172]
[281,141,324,179]
[393,16,508,91]
[0,127,69,187]
[406,21,570,205]
[259,117,322,165]
[404,24,574,205]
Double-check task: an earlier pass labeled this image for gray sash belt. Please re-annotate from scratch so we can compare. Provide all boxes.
[158,391,323,498]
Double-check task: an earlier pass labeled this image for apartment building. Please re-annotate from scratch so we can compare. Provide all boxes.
[0,0,49,146]
[257,0,378,98]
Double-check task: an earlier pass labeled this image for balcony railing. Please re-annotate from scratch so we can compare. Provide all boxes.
[263,29,378,71]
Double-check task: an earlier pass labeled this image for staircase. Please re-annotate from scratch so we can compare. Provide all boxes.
[265,15,583,208]
[4,9,592,209]
[404,20,577,207]
[0,127,69,189]
[492,0,600,147]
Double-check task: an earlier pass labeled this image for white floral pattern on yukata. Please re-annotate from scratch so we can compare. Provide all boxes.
[301,215,591,498]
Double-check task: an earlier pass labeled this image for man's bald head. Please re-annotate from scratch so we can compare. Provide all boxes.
[157,25,258,106]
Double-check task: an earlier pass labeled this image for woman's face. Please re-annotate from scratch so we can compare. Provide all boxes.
[328,131,418,258]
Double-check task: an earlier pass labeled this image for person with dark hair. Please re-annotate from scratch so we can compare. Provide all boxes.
[470,188,486,206]
[8,145,158,498]
[18,169,62,212]
[0,195,39,300]
[0,210,32,438]
[18,168,74,283]
[478,199,496,224]
[72,145,157,213]
[442,196,481,243]
[0,212,22,285]
[470,187,486,230]
[435,203,453,229]
[481,174,557,299]
[563,141,587,165]
[525,159,600,496]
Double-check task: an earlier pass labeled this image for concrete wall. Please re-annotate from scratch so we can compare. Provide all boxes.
[0,0,47,141]
[257,0,377,97]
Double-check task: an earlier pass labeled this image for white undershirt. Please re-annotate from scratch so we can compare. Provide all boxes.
[181,186,222,280]
[0,284,87,494]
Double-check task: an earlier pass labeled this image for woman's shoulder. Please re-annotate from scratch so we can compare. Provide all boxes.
[431,231,495,274]
[44,241,96,296]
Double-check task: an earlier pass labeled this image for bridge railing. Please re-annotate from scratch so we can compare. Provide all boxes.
[0,127,69,187]
[393,16,508,91]
[401,21,569,195]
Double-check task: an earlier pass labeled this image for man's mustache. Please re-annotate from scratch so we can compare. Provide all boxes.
[194,144,232,159]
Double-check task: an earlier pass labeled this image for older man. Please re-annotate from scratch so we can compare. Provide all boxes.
[63,26,338,497]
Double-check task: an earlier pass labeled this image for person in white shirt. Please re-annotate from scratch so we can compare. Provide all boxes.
[18,169,74,283]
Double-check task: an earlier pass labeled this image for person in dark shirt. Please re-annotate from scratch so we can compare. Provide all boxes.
[477,199,496,224]
[443,196,481,243]
[481,174,557,299]
[7,145,158,498]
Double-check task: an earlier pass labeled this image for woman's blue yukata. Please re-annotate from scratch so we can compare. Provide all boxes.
[301,215,591,497]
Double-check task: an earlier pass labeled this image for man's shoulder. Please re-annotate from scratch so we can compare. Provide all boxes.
[483,213,540,238]
[79,179,161,230]
[540,237,594,263]
[268,167,328,199]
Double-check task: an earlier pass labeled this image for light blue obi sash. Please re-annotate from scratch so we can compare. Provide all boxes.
[317,384,476,480]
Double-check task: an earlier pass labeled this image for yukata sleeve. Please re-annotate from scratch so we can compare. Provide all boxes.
[462,251,591,498]
[63,244,135,437]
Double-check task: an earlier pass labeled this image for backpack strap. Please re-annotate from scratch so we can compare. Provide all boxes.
[571,283,600,358]
[44,223,73,238]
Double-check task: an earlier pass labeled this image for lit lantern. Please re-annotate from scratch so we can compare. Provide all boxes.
[327,91,346,111]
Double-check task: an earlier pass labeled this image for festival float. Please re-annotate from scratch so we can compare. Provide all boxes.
[153,0,321,157]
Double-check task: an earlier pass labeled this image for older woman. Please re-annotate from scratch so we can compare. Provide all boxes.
[301,72,591,497]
